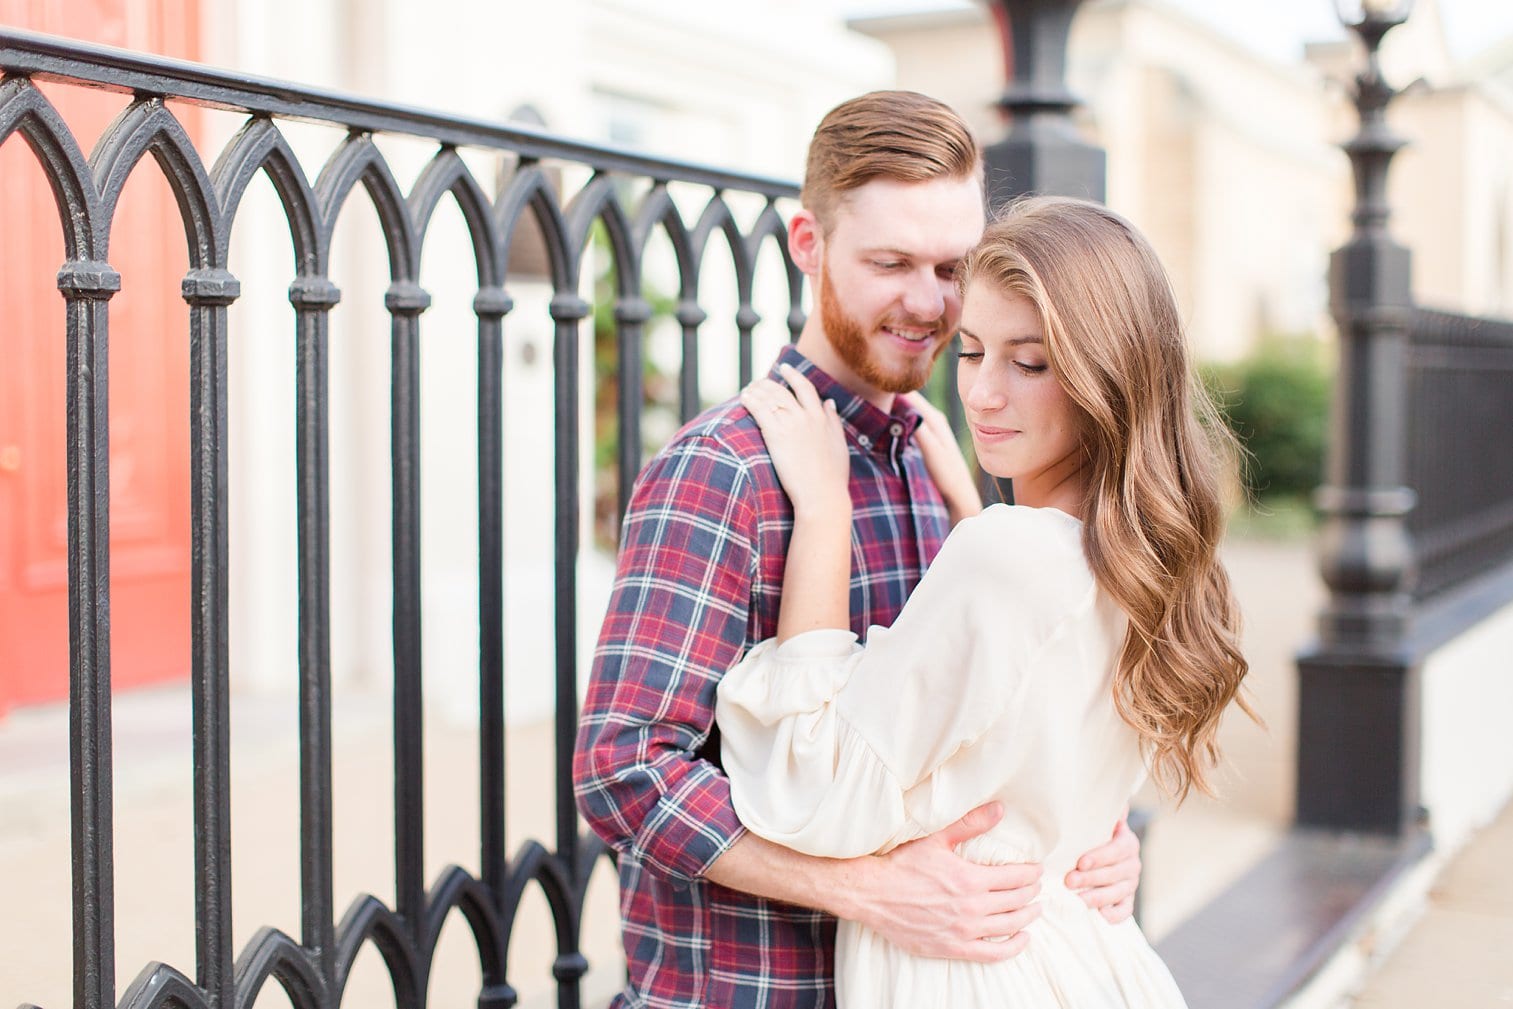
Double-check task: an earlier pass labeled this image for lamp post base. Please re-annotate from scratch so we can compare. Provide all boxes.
[1295,647,1422,835]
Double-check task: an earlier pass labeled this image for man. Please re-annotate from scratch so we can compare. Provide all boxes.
[574,91,1141,1008]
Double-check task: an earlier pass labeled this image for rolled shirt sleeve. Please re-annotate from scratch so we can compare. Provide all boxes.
[573,432,761,883]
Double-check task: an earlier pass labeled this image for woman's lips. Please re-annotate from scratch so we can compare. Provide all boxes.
[971,423,1020,442]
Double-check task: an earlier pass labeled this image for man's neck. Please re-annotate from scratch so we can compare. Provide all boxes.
[793,324,896,413]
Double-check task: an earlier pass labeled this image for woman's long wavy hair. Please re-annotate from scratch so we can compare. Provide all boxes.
[957,196,1256,801]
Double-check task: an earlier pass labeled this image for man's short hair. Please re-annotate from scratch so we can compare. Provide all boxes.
[802,90,982,232]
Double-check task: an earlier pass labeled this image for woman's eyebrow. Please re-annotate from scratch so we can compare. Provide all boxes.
[956,325,1042,346]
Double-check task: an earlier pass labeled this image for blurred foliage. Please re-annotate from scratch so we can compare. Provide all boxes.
[1202,334,1333,518]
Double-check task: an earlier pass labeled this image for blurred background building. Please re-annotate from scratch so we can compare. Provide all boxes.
[851,0,1513,358]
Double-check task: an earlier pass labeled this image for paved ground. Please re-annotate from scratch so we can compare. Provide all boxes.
[0,533,1508,1009]
[1346,798,1513,1008]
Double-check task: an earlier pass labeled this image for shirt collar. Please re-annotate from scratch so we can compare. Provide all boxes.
[769,345,924,453]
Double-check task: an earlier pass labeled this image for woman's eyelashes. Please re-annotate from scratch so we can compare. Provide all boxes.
[955,350,1045,375]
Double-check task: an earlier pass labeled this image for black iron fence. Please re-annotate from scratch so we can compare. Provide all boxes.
[0,27,801,1009]
[1404,306,1513,600]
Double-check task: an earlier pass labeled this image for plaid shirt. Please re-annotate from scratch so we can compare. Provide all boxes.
[574,345,950,1008]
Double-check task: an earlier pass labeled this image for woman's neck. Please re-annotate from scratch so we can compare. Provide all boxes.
[1010,463,1089,520]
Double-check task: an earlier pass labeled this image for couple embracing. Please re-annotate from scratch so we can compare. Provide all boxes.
[574,90,1253,1009]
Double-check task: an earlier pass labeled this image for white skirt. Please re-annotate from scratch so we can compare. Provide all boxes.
[834,885,1187,1009]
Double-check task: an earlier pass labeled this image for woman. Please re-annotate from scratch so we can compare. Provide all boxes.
[714,196,1254,1007]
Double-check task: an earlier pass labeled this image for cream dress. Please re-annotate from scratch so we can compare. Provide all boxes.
[715,504,1188,1008]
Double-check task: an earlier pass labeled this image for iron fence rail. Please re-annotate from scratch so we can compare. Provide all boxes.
[1405,306,1513,600]
[0,26,802,1009]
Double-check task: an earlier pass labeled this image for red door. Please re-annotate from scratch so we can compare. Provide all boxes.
[0,0,200,715]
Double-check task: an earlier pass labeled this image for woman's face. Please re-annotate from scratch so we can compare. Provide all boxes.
[956,281,1087,505]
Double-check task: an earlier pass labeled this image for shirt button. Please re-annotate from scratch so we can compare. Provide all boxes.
[889,422,904,437]
[857,434,872,449]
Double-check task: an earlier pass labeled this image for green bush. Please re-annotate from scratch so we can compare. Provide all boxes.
[1202,335,1333,506]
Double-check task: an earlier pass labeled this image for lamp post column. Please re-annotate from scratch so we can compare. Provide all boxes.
[1296,2,1420,836]
[979,0,1105,208]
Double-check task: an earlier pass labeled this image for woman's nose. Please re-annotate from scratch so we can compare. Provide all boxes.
[964,371,1005,412]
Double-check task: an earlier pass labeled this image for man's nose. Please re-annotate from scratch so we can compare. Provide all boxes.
[901,269,947,321]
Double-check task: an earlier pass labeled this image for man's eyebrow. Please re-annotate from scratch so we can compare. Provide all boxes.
[860,248,964,269]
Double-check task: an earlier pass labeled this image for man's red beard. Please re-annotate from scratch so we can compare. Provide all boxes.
[818,268,950,395]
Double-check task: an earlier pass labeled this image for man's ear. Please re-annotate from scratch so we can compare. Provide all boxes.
[788,209,824,277]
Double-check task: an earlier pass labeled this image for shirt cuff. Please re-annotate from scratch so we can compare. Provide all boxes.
[631,760,747,884]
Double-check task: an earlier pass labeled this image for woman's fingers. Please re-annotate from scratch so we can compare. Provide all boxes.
[739,379,797,428]
[824,398,843,436]
[778,363,825,414]
[914,420,940,453]
[744,368,845,441]
[909,393,954,444]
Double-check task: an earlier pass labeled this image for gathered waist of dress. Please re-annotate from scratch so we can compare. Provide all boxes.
[952,831,1095,899]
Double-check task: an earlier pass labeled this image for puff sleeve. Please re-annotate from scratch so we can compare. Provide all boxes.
[715,505,1093,858]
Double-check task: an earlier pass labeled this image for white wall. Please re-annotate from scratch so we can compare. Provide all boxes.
[1419,599,1513,853]
[204,0,890,721]
[1393,85,1513,318]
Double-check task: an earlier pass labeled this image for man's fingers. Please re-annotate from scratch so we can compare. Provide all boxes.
[975,863,1042,899]
[957,931,1031,964]
[979,902,1043,939]
[931,800,1005,850]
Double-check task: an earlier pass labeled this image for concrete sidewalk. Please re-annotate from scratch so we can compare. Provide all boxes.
[1329,798,1513,1008]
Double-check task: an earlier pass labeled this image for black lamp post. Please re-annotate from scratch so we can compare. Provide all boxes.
[1295,0,1420,835]
[978,0,1106,210]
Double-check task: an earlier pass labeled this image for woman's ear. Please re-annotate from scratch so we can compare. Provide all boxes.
[788,209,824,277]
